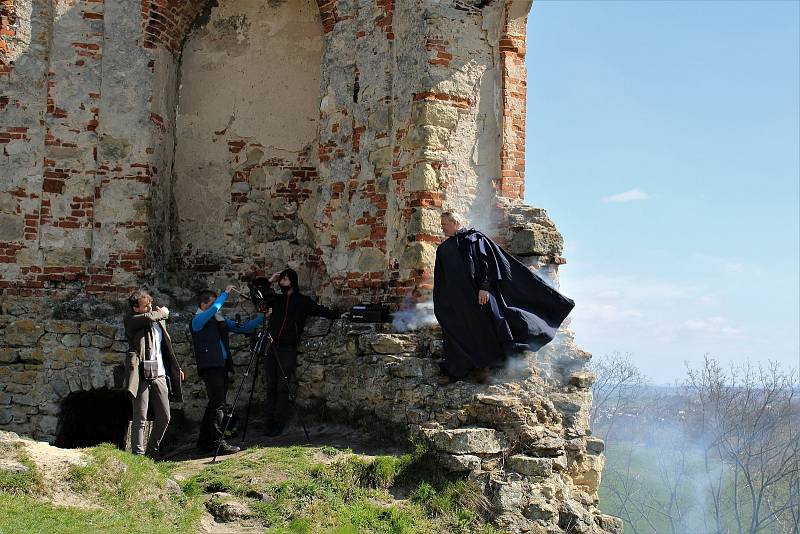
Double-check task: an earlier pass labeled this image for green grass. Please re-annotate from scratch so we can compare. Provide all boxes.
[187,440,499,533]
[0,443,203,534]
[1,440,501,534]
[0,443,43,495]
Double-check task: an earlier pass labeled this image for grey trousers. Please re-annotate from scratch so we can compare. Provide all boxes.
[131,375,170,455]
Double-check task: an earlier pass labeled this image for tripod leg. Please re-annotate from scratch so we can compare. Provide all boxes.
[240,344,261,443]
[273,348,311,443]
[212,336,262,463]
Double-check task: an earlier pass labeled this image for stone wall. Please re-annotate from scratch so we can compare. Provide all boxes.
[293,318,620,533]
[1,0,557,305]
[1,1,620,531]
[0,289,620,533]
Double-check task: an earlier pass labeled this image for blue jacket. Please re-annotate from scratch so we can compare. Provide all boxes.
[190,292,263,371]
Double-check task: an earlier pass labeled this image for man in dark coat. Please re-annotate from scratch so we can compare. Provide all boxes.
[433,211,575,384]
[123,288,184,458]
[263,268,340,436]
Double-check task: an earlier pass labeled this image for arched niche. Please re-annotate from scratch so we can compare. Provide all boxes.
[171,0,324,283]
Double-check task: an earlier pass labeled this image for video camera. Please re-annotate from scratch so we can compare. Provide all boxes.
[246,277,280,312]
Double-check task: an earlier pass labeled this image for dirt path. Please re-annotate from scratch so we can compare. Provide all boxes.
[2,431,95,510]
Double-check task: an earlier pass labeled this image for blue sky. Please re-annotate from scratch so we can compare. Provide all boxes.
[524,0,799,382]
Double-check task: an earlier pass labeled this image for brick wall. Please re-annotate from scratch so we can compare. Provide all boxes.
[1,0,542,306]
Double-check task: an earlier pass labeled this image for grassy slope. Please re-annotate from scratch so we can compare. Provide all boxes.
[0,441,502,534]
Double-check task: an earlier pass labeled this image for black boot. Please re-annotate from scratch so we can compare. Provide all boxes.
[215,439,241,455]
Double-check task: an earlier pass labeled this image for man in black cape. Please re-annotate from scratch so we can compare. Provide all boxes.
[433,211,575,384]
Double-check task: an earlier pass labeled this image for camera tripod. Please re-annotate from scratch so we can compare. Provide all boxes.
[213,319,311,462]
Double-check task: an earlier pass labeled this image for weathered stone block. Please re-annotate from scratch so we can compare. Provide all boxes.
[0,213,24,241]
[43,320,80,334]
[596,514,624,534]
[367,334,417,354]
[524,498,558,522]
[62,334,81,348]
[11,395,38,407]
[407,208,441,237]
[586,437,605,454]
[405,125,449,150]
[96,324,118,339]
[399,242,437,272]
[492,481,527,511]
[0,349,19,364]
[0,193,17,213]
[91,335,114,349]
[387,356,438,379]
[5,320,45,347]
[437,453,481,472]
[508,455,553,477]
[353,248,386,272]
[0,459,29,474]
[407,162,440,192]
[569,372,596,389]
[0,409,12,425]
[37,415,58,435]
[411,101,459,129]
[427,427,508,455]
[508,226,563,257]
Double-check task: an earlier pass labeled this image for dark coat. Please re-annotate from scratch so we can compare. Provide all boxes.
[433,228,575,377]
[123,309,183,402]
[268,291,339,347]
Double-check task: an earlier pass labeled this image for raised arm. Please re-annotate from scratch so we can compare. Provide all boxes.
[226,314,265,334]
[125,307,169,331]
[191,292,228,332]
[308,299,340,320]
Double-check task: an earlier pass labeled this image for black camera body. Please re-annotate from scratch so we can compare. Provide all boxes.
[247,277,280,312]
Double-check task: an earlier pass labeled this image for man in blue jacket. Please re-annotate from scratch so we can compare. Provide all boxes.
[191,285,265,454]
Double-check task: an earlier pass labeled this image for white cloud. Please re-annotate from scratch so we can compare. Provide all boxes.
[601,188,649,203]
[681,316,743,337]
[692,253,746,274]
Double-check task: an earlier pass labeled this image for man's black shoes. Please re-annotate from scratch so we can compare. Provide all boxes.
[198,439,240,455]
[216,439,241,455]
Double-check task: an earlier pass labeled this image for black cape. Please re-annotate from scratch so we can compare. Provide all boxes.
[433,228,575,377]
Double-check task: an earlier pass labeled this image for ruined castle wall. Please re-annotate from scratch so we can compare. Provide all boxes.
[1,0,184,294]
[2,0,541,304]
[1,2,620,531]
[172,0,324,287]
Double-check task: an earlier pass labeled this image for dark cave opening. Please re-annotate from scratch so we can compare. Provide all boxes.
[54,389,132,449]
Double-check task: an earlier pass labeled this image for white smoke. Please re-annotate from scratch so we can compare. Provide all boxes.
[391,300,438,332]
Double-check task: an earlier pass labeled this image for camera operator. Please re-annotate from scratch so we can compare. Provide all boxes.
[263,268,339,437]
[191,285,266,454]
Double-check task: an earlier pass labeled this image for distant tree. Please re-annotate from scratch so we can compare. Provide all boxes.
[594,354,800,534]
[589,352,648,442]
[684,356,800,534]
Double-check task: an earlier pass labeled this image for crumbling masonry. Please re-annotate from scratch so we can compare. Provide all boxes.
[1,1,621,532]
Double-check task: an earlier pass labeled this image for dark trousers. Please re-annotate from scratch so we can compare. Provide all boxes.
[197,366,229,447]
[264,346,297,426]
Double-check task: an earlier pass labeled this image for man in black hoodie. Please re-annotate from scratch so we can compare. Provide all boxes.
[263,268,339,436]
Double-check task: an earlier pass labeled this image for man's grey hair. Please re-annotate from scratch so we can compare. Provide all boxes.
[441,211,466,227]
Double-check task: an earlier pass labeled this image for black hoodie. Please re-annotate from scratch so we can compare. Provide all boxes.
[268,269,339,347]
